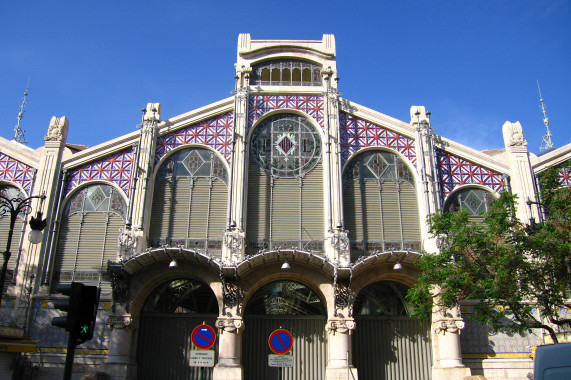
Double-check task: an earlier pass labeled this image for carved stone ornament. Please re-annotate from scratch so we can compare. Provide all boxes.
[433,318,465,335]
[118,227,137,259]
[44,116,69,142]
[326,319,356,335]
[224,230,244,257]
[107,314,135,330]
[215,317,244,334]
[502,121,527,148]
[331,230,350,258]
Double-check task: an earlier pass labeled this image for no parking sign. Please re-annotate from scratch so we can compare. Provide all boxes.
[268,328,293,354]
[191,324,216,350]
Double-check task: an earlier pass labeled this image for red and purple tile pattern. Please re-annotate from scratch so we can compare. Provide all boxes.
[155,112,233,163]
[559,166,571,187]
[0,153,35,195]
[67,149,134,197]
[437,150,505,197]
[248,95,324,129]
[339,112,417,166]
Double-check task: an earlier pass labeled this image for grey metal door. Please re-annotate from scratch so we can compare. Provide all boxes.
[137,314,218,380]
[353,316,432,380]
[243,315,327,380]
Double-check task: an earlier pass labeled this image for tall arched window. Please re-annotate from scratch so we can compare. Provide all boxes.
[343,150,421,260]
[0,185,27,283]
[54,183,127,295]
[149,148,228,257]
[247,114,324,253]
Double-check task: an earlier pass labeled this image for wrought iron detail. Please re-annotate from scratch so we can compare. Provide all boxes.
[220,267,243,316]
[107,262,131,309]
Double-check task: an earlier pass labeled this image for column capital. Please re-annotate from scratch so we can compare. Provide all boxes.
[216,317,244,334]
[326,318,356,335]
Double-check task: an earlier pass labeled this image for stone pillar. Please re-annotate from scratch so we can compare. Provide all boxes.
[131,103,160,238]
[104,313,137,379]
[213,317,244,380]
[431,305,471,379]
[502,121,540,223]
[222,66,249,263]
[325,318,358,380]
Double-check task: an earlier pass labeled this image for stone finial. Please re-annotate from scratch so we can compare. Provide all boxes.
[502,121,527,148]
[410,106,430,125]
[143,103,161,122]
[44,116,69,142]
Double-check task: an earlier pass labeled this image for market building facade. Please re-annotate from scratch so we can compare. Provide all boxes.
[0,34,570,380]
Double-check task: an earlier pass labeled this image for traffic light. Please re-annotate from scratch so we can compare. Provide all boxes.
[52,282,83,333]
[75,285,100,341]
[52,282,100,342]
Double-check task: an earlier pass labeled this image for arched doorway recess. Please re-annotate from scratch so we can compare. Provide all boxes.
[243,280,327,380]
[352,281,432,380]
[137,279,219,380]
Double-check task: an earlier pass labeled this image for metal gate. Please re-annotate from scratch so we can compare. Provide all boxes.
[353,316,432,380]
[137,313,218,380]
[243,315,327,380]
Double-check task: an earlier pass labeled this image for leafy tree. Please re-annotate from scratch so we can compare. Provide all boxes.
[406,162,571,343]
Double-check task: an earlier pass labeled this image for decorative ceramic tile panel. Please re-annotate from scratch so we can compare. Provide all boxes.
[155,112,233,163]
[67,148,134,197]
[461,309,542,354]
[559,166,571,187]
[339,112,417,166]
[28,301,110,351]
[0,152,35,195]
[437,150,505,197]
[248,95,324,129]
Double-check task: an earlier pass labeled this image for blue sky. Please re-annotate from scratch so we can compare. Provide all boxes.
[1,1,570,156]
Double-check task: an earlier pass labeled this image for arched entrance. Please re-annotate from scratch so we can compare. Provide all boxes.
[137,279,219,380]
[353,281,432,380]
[243,280,327,380]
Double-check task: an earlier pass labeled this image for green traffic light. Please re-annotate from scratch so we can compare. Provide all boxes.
[80,325,89,335]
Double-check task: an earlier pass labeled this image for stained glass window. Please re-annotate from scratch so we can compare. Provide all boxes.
[250,114,322,178]
[445,188,493,216]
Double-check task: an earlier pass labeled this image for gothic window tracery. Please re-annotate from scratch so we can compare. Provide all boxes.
[343,150,421,258]
[149,148,228,256]
[247,115,324,253]
[54,184,127,296]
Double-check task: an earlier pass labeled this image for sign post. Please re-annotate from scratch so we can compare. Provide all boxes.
[268,328,294,380]
[190,323,216,380]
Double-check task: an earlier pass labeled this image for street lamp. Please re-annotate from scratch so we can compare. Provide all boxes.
[0,187,47,294]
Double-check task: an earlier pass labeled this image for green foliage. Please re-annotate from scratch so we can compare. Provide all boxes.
[406,162,571,343]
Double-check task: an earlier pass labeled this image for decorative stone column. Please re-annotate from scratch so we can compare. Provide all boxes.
[213,317,244,380]
[431,305,471,379]
[104,312,137,379]
[325,318,358,380]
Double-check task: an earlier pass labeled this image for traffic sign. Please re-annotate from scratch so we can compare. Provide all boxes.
[268,329,293,354]
[269,354,294,367]
[191,324,216,350]
[190,350,215,367]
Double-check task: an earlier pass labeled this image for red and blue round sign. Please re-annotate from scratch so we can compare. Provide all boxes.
[191,324,216,350]
[268,329,293,354]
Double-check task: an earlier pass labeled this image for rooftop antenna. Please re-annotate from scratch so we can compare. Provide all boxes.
[537,81,554,154]
[13,77,30,144]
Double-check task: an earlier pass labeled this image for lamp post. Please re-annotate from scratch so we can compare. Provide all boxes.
[0,188,47,294]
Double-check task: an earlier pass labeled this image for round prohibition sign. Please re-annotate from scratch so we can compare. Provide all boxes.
[268,329,293,354]
[191,324,216,350]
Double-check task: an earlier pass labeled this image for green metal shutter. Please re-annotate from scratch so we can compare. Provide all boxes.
[381,181,401,242]
[0,216,25,271]
[188,178,210,239]
[246,162,269,243]
[207,179,227,257]
[344,181,363,241]
[149,180,173,240]
[101,214,124,295]
[363,181,382,242]
[170,177,192,240]
[54,214,81,277]
[301,162,324,242]
[271,177,301,241]
[400,182,421,242]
